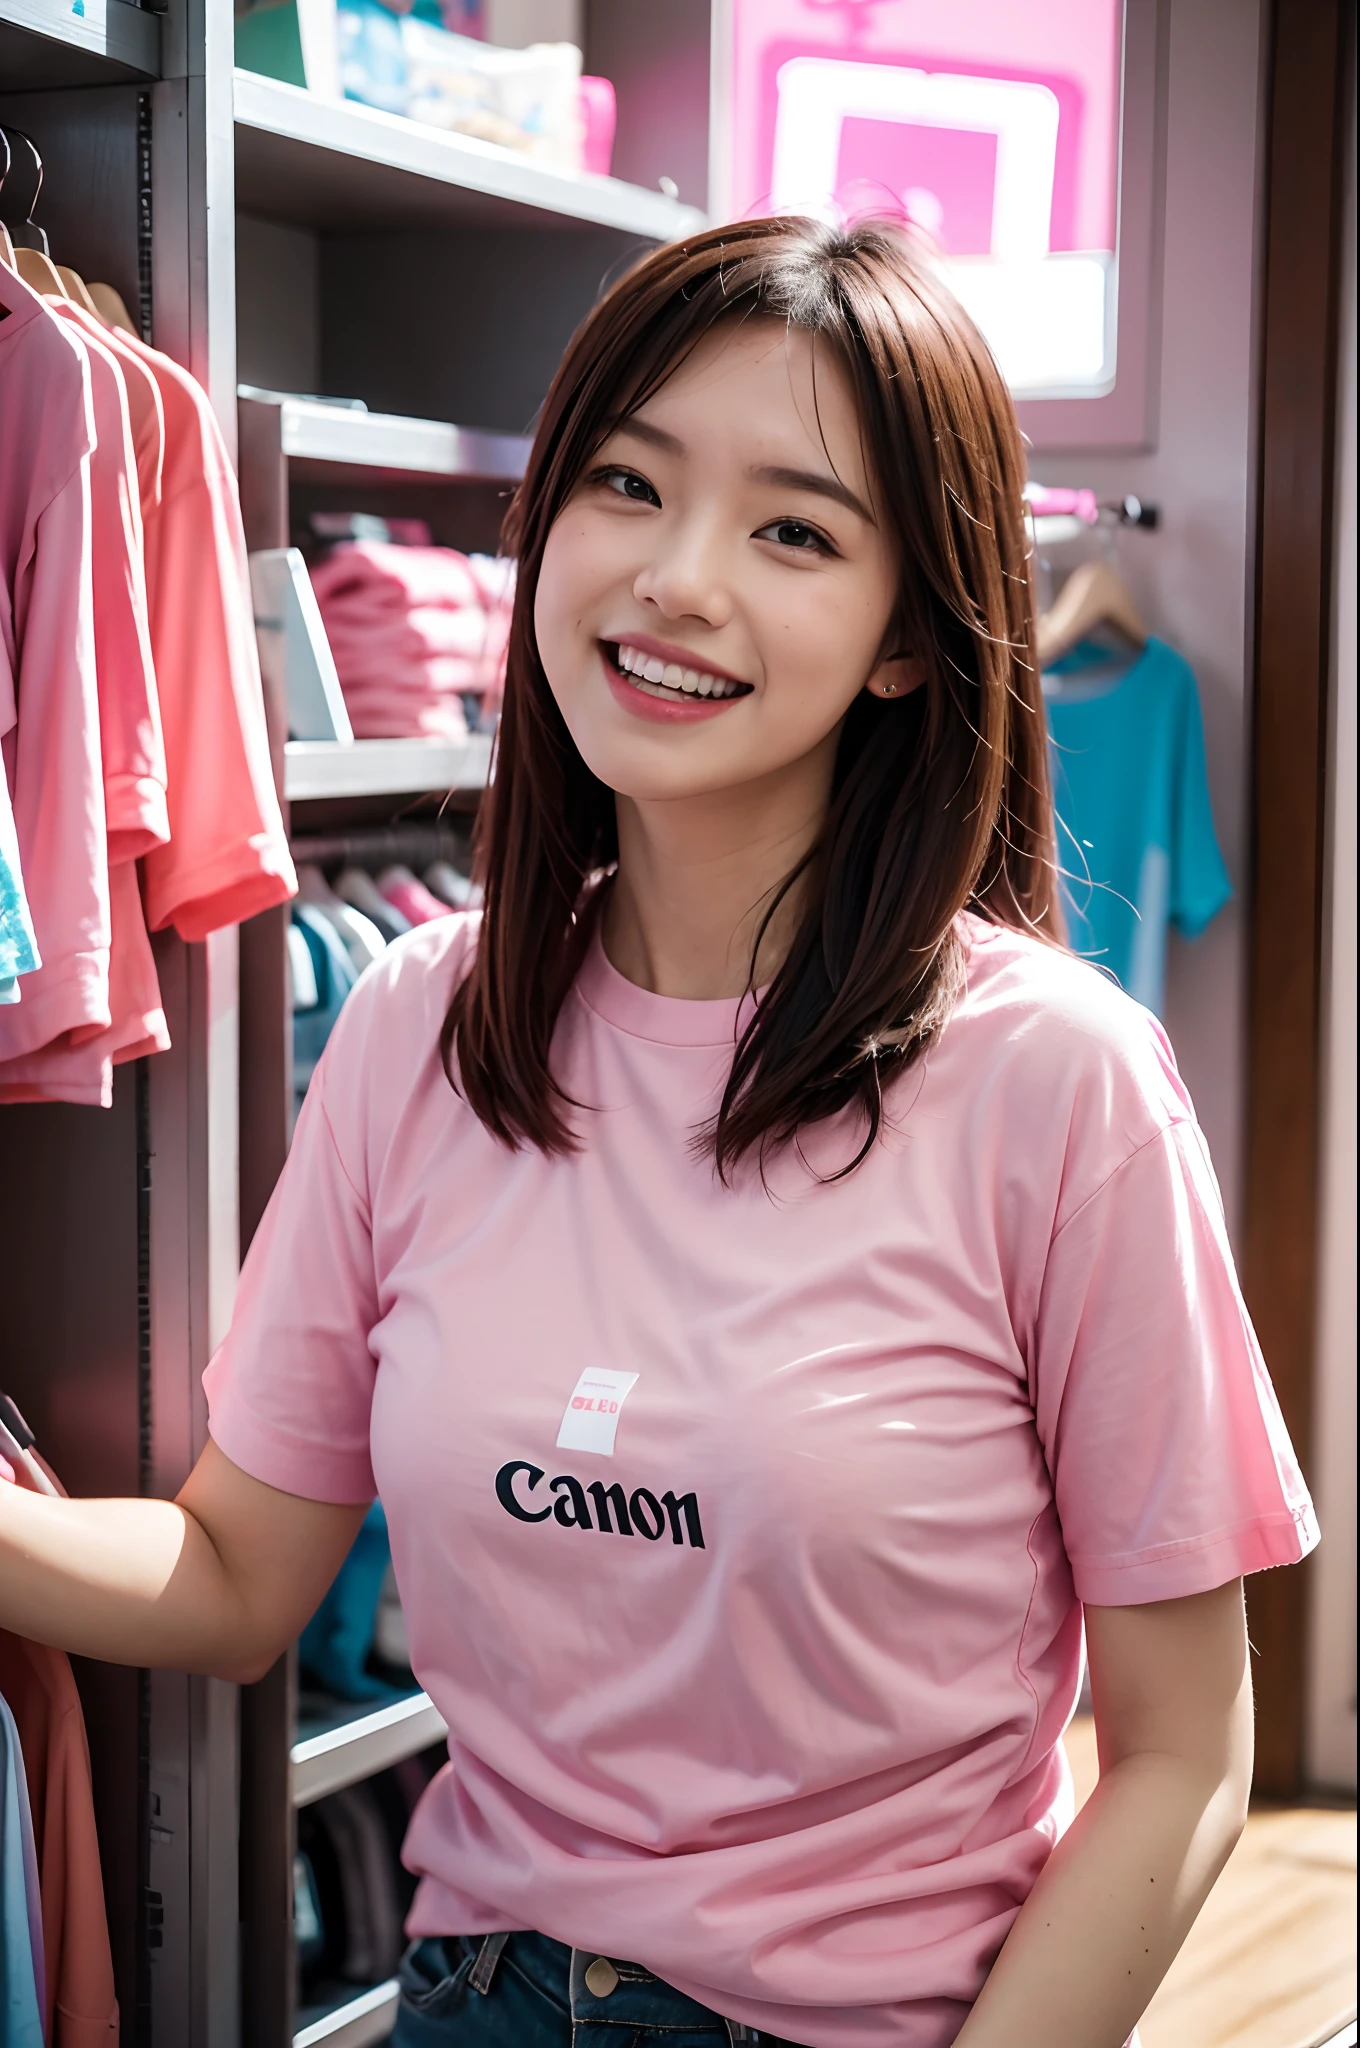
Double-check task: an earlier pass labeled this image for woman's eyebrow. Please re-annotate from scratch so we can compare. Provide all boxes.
[614,417,686,456]
[750,464,875,523]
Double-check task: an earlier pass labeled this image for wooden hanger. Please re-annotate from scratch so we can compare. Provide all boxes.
[87,280,139,336]
[1036,558,1148,671]
[16,246,69,296]
[56,264,102,315]
[0,126,71,298]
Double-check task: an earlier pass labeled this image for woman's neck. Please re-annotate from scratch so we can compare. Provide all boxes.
[603,752,835,1001]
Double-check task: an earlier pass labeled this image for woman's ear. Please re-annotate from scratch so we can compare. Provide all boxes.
[866,652,927,700]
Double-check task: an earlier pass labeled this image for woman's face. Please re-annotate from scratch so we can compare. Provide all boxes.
[534,317,914,807]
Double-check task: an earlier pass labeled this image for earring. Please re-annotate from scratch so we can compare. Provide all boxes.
[880,680,899,696]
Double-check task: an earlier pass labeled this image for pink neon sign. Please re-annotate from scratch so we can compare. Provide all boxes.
[719,0,1122,259]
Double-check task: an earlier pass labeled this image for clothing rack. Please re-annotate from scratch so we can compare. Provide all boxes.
[290,821,474,871]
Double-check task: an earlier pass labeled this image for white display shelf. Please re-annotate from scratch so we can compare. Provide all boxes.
[0,0,158,85]
[285,734,492,802]
[275,395,529,484]
[294,1979,400,2048]
[234,70,707,239]
[292,1690,448,1809]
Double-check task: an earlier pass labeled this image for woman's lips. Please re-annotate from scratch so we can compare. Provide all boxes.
[599,643,748,724]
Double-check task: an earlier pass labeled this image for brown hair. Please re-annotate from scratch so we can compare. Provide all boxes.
[443,215,1062,1178]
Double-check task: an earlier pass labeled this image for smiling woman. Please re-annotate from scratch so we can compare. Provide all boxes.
[450,216,1060,1176]
[1,214,1317,2048]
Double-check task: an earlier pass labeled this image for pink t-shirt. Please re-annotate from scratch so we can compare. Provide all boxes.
[110,331,296,941]
[0,266,109,1064]
[205,912,1315,2048]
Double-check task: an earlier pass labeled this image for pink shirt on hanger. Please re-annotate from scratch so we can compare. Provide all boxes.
[53,304,165,527]
[107,330,295,940]
[0,265,109,1063]
[0,303,170,1106]
[205,909,1316,2048]
[46,308,167,863]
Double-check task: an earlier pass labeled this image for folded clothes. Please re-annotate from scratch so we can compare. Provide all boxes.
[310,541,513,740]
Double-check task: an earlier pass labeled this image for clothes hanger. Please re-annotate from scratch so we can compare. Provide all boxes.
[1035,558,1148,671]
[86,279,140,336]
[56,265,102,316]
[0,126,70,298]
[0,130,17,275]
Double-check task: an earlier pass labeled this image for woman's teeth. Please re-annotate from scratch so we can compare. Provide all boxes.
[614,642,745,700]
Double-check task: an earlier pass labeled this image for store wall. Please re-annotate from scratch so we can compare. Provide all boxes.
[1307,69,1358,1797]
[1031,0,1266,1241]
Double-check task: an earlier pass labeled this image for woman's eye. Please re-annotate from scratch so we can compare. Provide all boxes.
[601,468,660,506]
[757,519,831,554]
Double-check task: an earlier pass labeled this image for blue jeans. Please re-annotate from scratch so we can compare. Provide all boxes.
[391,1931,805,2046]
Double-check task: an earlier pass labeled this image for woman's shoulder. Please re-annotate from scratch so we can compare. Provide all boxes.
[949,911,1193,1144]
[321,910,481,1077]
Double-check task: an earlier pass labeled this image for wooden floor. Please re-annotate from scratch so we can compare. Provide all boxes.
[1062,1716,1358,2048]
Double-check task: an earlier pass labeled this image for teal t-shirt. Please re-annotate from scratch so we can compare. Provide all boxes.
[1044,636,1232,1016]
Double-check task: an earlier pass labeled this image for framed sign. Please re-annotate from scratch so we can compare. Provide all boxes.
[711,0,1163,447]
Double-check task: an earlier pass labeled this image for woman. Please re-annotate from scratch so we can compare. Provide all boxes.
[0,219,1316,2048]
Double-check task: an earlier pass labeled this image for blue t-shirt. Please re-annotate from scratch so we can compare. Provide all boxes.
[1044,637,1232,1016]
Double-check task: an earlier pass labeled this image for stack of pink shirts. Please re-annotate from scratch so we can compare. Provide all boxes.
[0,260,296,1107]
[310,541,513,741]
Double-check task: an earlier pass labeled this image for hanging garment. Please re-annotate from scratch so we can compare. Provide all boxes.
[1044,636,1232,1016]
[0,743,39,1008]
[47,307,164,532]
[295,865,387,974]
[0,1688,45,2048]
[376,865,449,927]
[99,329,296,941]
[333,868,411,947]
[0,1632,118,2048]
[299,1502,406,1704]
[0,264,110,1064]
[0,310,170,1105]
[291,903,358,1107]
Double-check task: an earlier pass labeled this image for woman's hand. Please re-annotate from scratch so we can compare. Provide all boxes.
[0,1438,367,1684]
[955,1579,1253,2048]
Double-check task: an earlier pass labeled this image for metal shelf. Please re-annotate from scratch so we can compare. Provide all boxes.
[284,734,492,802]
[0,0,158,86]
[274,395,529,487]
[234,70,707,238]
[292,1689,448,1808]
[294,1979,400,2048]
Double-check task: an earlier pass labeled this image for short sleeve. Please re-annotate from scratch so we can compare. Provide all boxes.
[1034,1116,1317,1604]
[1170,669,1232,938]
[203,1049,379,1503]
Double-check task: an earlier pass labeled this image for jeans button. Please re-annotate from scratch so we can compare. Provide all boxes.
[584,1957,619,1997]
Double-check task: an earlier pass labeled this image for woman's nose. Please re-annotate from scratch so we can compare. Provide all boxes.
[632,519,733,628]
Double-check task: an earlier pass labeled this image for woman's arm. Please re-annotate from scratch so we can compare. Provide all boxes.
[956,1579,1253,2048]
[0,1438,367,1684]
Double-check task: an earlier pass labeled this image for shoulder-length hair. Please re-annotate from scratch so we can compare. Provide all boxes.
[443,214,1061,1179]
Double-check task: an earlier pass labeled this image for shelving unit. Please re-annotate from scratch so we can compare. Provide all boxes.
[234,69,707,238]
[264,396,530,486]
[284,736,492,803]
[0,0,158,88]
[292,1692,449,1808]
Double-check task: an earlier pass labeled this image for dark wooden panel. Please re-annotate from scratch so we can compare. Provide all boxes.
[0,84,143,316]
[319,224,643,435]
[1242,0,1351,1798]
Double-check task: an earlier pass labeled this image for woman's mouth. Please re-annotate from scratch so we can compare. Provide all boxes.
[600,639,752,723]
[607,640,751,703]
